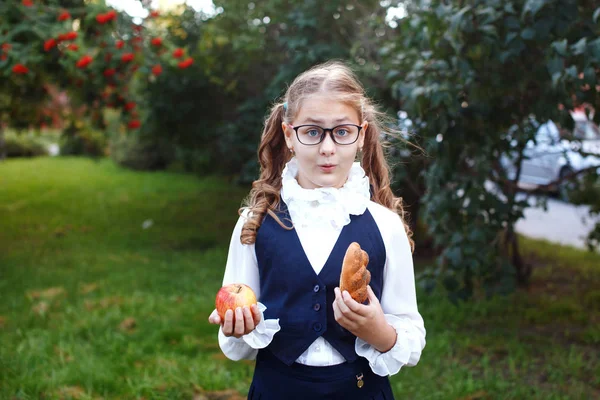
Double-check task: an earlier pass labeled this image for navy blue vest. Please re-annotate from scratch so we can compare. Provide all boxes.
[255,201,386,366]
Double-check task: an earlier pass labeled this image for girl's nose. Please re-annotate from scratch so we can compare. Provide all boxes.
[319,133,336,156]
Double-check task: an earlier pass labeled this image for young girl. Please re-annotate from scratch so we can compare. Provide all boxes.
[208,61,426,399]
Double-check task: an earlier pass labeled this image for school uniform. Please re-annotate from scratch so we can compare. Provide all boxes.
[218,158,426,400]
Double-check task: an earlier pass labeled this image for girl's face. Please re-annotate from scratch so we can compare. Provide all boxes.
[282,95,367,189]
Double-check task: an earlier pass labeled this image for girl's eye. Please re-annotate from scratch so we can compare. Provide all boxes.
[307,129,320,137]
[336,129,348,136]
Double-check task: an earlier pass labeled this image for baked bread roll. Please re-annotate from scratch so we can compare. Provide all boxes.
[339,242,371,303]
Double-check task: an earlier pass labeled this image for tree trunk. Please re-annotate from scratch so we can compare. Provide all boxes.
[504,226,531,288]
[501,132,531,288]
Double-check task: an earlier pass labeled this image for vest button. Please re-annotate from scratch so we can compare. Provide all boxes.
[313,284,320,292]
[313,322,322,331]
[313,303,321,311]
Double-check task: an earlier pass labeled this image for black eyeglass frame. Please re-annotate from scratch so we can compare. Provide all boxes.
[290,124,363,146]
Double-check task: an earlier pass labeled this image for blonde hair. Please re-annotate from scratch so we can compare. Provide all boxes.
[239,60,414,251]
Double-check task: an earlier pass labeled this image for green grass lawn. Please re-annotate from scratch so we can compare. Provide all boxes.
[1,157,599,400]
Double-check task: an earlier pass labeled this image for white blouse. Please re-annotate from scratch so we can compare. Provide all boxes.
[217,158,426,377]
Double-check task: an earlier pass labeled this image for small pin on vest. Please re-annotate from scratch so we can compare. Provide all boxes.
[356,373,364,388]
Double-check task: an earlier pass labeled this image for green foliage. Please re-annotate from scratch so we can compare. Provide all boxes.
[1,0,395,178]
[385,0,600,297]
[109,132,173,171]
[137,19,227,174]
[59,122,107,157]
[0,0,194,155]
[3,130,48,157]
[192,0,386,180]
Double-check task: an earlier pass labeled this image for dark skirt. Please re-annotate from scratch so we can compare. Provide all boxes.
[248,350,395,400]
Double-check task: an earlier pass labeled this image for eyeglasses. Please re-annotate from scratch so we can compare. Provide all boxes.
[289,124,363,146]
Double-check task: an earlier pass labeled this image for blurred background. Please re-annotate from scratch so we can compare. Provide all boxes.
[1,0,599,398]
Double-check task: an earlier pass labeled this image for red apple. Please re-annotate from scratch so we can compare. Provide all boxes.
[215,283,257,322]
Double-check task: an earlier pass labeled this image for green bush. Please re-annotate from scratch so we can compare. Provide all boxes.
[3,130,48,158]
[59,124,107,157]
[173,146,212,176]
[109,132,173,171]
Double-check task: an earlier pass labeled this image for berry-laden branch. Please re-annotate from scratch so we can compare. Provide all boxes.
[0,0,194,132]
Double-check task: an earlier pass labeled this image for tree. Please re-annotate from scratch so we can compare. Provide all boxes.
[0,0,193,159]
[383,0,600,299]
[182,0,390,179]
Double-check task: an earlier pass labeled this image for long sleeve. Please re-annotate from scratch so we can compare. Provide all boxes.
[355,204,426,376]
[217,212,280,361]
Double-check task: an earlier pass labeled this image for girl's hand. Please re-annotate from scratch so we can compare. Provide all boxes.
[333,285,397,353]
[208,304,262,338]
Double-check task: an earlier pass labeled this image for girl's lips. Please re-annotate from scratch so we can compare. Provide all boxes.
[319,164,336,172]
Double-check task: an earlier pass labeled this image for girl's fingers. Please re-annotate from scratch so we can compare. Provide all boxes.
[332,299,343,323]
[208,309,221,325]
[334,288,358,322]
[341,290,366,314]
[366,285,379,306]
[233,307,245,337]
[222,306,260,337]
[334,288,349,312]
[222,309,234,335]
[243,306,255,333]
[251,303,261,326]
[333,297,355,332]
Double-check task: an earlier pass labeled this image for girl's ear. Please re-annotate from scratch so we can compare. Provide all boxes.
[282,122,294,149]
[358,121,368,149]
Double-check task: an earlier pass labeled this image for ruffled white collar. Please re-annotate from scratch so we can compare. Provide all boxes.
[280,157,371,230]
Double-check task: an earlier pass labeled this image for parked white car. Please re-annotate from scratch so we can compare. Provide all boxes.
[502,112,600,200]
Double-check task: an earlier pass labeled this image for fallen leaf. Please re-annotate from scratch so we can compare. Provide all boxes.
[119,317,136,331]
[205,389,244,400]
[54,346,74,363]
[467,344,486,356]
[27,286,65,301]
[200,341,220,350]
[32,301,49,315]
[219,394,245,400]
[155,383,168,392]
[0,316,6,329]
[85,296,123,310]
[56,385,86,399]
[458,391,490,400]
[210,352,228,361]
[79,283,99,295]
[100,296,123,308]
